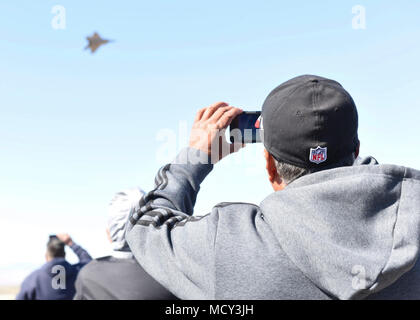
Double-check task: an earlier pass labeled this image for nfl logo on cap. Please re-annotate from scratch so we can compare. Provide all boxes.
[309,146,327,164]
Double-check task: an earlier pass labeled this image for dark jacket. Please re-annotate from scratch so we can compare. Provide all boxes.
[74,255,178,300]
[16,243,92,300]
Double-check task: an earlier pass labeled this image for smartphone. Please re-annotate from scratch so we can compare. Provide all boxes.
[229,111,262,143]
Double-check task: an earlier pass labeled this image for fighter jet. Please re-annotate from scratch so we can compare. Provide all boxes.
[85,32,112,54]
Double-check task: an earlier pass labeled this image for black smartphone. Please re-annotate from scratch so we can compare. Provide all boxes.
[229,111,262,143]
[49,234,58,240]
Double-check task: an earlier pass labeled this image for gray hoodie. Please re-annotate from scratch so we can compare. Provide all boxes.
[126,148,420,300]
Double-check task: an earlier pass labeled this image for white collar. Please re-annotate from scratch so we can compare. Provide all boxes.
[111,251,133,259]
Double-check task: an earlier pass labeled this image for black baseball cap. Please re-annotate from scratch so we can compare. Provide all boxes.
[260,75,359,169]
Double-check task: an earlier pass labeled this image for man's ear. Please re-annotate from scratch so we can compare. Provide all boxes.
[264,149,277,183]
[355,140,360,158]
[106,228,112,244]
[264,149,288,191]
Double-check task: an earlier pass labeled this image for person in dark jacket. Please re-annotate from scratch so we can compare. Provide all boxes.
[74,188,177,300]
[16,234,92,300]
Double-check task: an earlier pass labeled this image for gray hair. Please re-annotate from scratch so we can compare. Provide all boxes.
[273,153,356,185]
[108,187,145,252]
[47,238,65,258]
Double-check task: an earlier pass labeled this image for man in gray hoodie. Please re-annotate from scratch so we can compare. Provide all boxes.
[126,75,420,300]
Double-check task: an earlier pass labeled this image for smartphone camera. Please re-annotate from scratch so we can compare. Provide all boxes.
[229,111,262,144]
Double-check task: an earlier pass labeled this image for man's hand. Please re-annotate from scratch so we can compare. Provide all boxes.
[189,102,244,163]
[56,233,74,246]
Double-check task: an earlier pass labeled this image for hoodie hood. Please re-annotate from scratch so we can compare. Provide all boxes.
[108,187,145,253]
[260,156,420,300]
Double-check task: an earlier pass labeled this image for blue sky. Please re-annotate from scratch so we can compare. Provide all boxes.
[1,0,420,286]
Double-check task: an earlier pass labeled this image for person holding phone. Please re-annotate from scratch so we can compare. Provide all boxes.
[126,75,420,300]
[16,233,92,300]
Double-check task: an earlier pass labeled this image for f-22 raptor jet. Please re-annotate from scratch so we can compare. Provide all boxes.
[85,32,113,54]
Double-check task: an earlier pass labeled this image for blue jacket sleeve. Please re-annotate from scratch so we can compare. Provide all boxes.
[70,243,92,265]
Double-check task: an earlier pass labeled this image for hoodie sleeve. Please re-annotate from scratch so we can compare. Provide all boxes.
[70,243,92,265]
[125,148,218,299]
